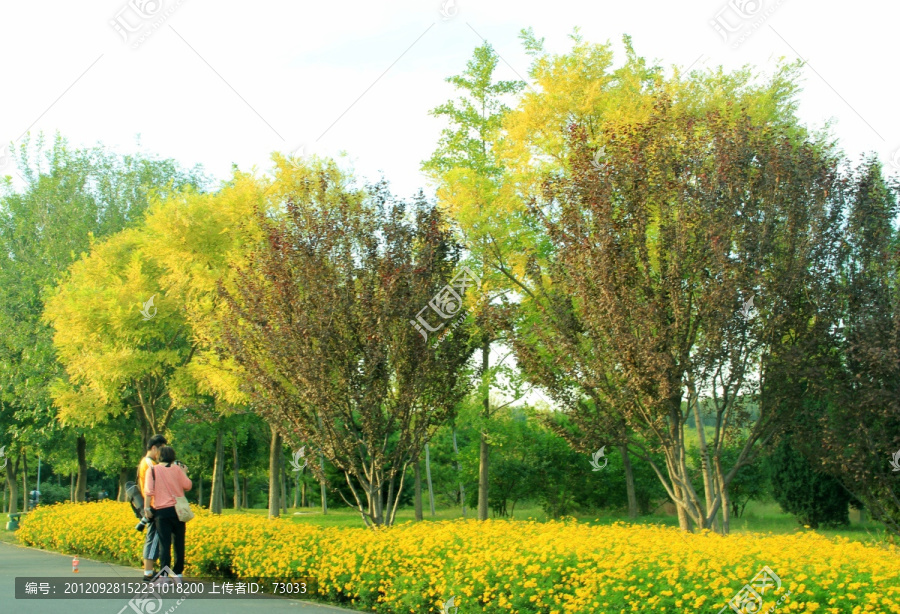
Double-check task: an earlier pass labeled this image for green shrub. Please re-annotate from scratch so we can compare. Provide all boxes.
[766,437,853,528]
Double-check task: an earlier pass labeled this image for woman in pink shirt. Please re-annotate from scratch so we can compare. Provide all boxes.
[143,446,192,579]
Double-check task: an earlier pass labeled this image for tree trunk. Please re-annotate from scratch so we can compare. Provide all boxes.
[664,444,693,532]
[691,390,719,531]
[69,473,73,503]
[280,449,288,514]
[5,456,18,514]
[75,435,87,503]
[425,443,436,517]
[477,434,490,520]
[22,452,28,511]
[268,427,281,518]
[664,396,696,532]
[711,468,724,533]
[242,476,248,508]
[714,455,732,534]
[674,480,692,532]
[232,433,241,510]
[293,468,299,508]
[117,468,128,502]
[478,341,490,521]
[315,414,327,515]
[619,444,638,519]
[198,476,203,507]
[210,429,225,515]
[373,479,384,525]
[137,411,151,456]
[301,474,307,508]
[319,449,327,515]
[221,466,228,508]
[414,459,424,521]
[452,428,466,518]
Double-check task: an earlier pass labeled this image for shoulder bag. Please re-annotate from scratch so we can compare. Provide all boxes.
[151,466,195,523]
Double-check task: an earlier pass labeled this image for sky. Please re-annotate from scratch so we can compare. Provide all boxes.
[0,0,896,408]
[0,0,898,198]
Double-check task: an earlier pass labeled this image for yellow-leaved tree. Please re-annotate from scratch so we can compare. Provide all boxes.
[44,171,270,514]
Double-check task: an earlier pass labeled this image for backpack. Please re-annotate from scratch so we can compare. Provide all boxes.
[124,481,144,519]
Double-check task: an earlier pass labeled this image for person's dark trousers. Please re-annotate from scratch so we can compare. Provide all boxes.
[153,506,186,575]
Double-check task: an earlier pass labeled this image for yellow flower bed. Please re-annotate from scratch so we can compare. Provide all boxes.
[17,501,900,613]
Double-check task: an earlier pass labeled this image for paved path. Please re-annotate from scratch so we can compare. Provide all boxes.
[0,541,358,614]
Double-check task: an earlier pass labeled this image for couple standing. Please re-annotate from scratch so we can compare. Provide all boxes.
[138,434,192,581]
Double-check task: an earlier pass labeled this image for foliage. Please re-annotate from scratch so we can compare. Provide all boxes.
[87,414,144,482]
[444,404,668,519]
[688,440,768,519]
[218,161,476,526]
[0,133,206,467]
[42,170,264,446]
[19,501,900,613]
[796,158,900,535]
[422,41,529,293]
[509,39,839,532]
[767,436,854,529]
[34,481,70,505]
[42,227,193,439]
[422,41,528,521]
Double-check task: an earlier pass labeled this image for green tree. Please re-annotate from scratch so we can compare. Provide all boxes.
[423,42,526,521]
[798,158,900,534]
[88,414,145,501]
[0,134,206,505]
[767,434,854,528]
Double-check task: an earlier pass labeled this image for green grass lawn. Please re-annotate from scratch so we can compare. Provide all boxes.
[217,499,891,545]
[3,498,889,549]
[0,525,20,545]
[221,503,491,527]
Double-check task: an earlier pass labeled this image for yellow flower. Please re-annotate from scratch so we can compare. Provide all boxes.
[15,502,900,613]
